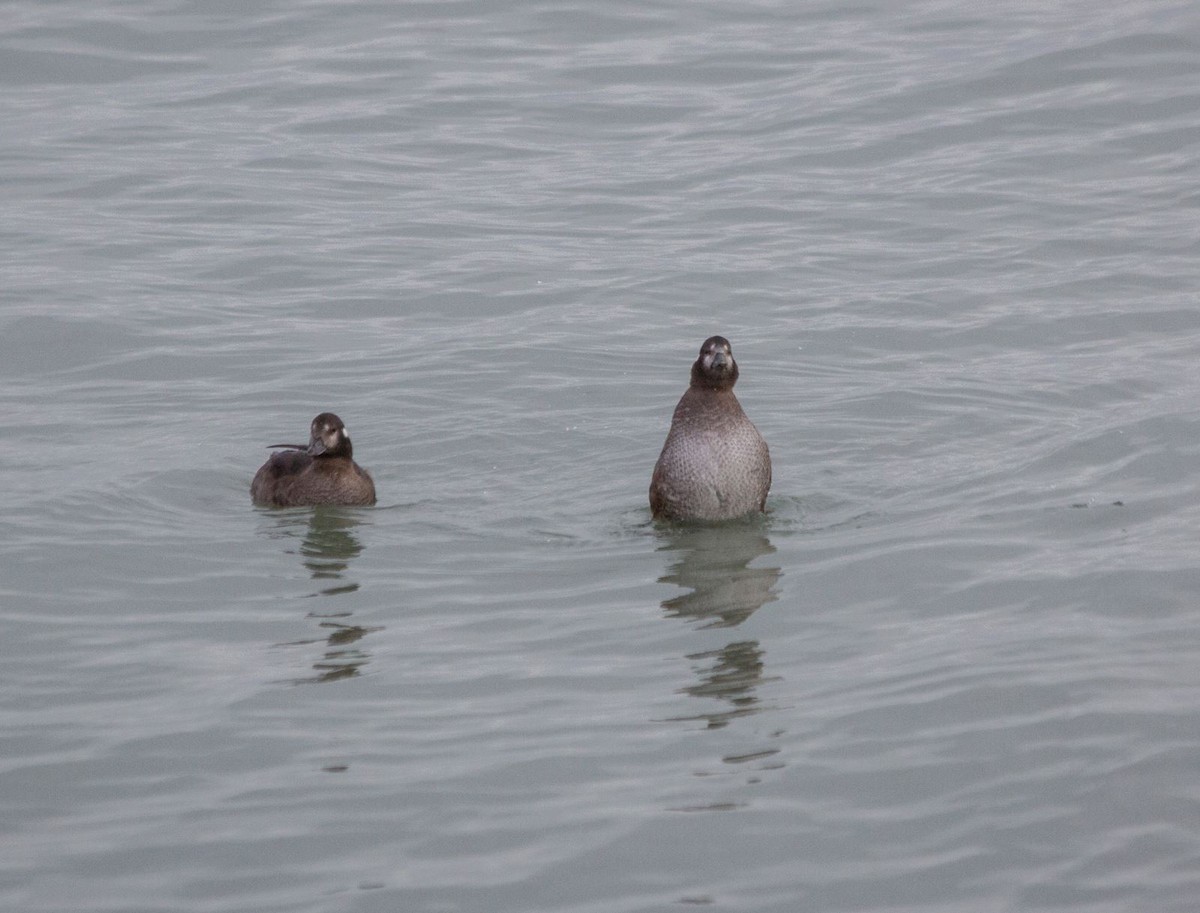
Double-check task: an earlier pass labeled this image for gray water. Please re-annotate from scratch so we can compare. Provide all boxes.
[4,0,1200,910]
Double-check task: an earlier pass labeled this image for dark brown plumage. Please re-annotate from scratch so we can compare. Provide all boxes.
[250,412,376,507]
[649,336,771,522]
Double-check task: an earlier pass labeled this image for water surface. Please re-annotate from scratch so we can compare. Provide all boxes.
[4,1,1200,910]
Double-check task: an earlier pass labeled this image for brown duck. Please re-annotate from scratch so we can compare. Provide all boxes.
[251,412,376,507]
[650,336,771,521]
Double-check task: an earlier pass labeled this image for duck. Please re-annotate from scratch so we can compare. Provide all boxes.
[250,412,376,507]
[649,336,770,521]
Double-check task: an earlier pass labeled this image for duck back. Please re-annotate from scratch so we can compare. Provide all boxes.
[250,451,376,507]
[650,389,770,521]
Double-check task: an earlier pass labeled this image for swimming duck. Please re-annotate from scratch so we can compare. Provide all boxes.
[251,412,376,507]
[649,336,770,521]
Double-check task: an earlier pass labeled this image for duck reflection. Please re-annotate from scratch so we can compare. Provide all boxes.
[262,508,380,684]
[657,523,781,729]
[297,508,365,592]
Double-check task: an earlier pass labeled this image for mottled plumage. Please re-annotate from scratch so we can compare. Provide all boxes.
[649,336,771,522]
[251,412,376,507]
